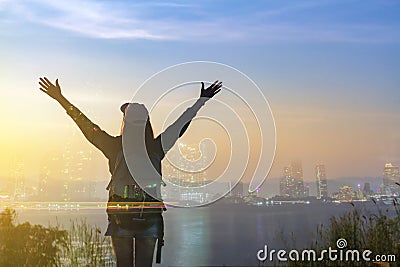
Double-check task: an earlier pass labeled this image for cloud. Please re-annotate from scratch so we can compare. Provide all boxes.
[1,0,399,43]
[12,0,177,39]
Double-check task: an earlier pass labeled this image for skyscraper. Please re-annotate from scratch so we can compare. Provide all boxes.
[231,181,244,197]
[315,164,328,199]
[356,184,364,200]
[280,161,305,198]
[383,162,400,195]
[291,161,305,197]
[280,166,293,197]
[363,182,373,198]
[12,157,25,200]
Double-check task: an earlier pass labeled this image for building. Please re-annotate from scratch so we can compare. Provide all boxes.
[383,162,400,195]
[38,147,95,201]
[231,181,244,197]
[363,182,373,198]
[38,155,65,200]
[304,182,310,197]
[356,184,364,200]
[315,164,328,199]
[280,161,305,198]
[291,161,305,197]
[162,142,210,204]
[280,166,294,197]
[338,186,355,202]
[3,157,27,200]
[60,146,94,201]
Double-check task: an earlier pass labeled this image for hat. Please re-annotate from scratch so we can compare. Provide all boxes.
[120,103,130,113]
[120,103,149,123]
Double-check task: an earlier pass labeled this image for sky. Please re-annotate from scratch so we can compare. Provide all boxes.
[1,0,400,195]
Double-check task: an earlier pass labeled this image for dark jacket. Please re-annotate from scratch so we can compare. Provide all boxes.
[65,98,207,200]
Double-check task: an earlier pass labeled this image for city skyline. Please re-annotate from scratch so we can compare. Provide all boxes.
[2,143,398,201]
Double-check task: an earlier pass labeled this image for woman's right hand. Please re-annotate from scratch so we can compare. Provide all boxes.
[39,77,63,101]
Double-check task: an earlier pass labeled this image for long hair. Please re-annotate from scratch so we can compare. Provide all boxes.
[121,103,156,154]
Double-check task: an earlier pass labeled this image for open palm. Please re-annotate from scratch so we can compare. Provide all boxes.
[39,77,62,100]
[200,80,222,99]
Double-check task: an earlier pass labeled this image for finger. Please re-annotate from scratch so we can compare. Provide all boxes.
[40,77,51,88]
[56,78,59,88]
[41,77,52,87]
[201,82,204,91]
[209,80,219,89]
[211,82,222,92]
[43,77,54,87]
[39,88,48,94]
[214,88,221,95]
[39,81,48,89]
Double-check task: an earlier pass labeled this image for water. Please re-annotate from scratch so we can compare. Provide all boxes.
[13,202,392,266]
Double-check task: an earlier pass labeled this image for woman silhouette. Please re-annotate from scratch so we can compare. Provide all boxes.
[38,77,222,266]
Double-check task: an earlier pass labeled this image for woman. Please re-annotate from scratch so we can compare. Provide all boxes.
[38,77,222,266]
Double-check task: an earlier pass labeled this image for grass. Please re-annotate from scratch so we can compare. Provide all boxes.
[55,218,115,267]
[269,199,400,267]
[0,208,115,267]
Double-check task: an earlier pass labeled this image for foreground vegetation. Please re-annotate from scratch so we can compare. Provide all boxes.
[0,208,114,267]
[274,200,399,267]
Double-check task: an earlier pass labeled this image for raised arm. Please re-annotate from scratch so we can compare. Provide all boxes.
[155,81,222,158]
[38,77,114,157]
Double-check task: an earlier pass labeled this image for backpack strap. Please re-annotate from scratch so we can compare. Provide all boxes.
[106,151,125,191]
[156,218,165,264]
[156,238,164,264]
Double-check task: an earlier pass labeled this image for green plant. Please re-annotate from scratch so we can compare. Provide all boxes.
[270,202,399,267]
[0,208,67,267]
[0,208,115,266]
[55,218,114,267]
[312,204,399,267]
